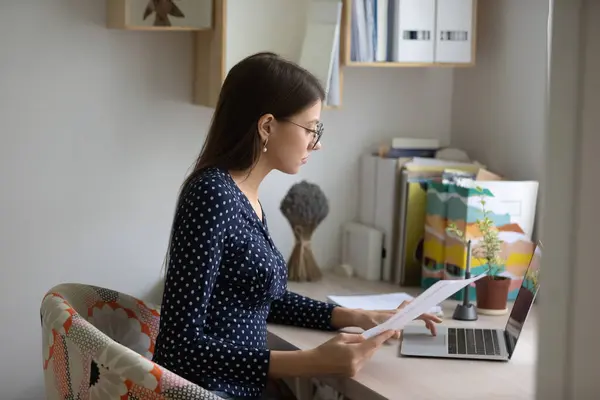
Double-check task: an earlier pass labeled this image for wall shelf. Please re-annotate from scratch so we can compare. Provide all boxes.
[345,61,475,68]
[193,0,346,110]
[106,0,478,108]
[342,0,478,67]
[106,0,213,31]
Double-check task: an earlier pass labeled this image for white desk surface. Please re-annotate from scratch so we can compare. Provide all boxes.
[267,273,538,400]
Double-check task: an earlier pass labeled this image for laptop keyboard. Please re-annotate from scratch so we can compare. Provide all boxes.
[447,328,501,356]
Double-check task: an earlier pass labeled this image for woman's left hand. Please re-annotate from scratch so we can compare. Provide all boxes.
[352,301,443,339]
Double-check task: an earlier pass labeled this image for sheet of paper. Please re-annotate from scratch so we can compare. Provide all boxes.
[362,274,487,338]
[327,293,443,316]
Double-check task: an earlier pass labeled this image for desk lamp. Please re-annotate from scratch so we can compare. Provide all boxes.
[452,240,478,321]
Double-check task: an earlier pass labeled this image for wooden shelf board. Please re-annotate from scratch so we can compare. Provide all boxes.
[109,25,211,31]
[345,61,476,68]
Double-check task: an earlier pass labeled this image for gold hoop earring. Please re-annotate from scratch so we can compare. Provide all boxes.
[263,138,268,153]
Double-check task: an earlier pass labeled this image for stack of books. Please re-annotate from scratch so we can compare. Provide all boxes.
[348,137,539,290]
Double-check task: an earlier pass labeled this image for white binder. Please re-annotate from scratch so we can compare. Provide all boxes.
[358,154,402,282]
[341,222,384,281]
[435,0,474,63]
[391,0,436,63]
[358,154,378,225]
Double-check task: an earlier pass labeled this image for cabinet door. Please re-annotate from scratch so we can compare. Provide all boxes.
[391,0,436,63]
[224,0,342,107]
[435,0,475,63]
[299,0,343,106]
[225,0,309,73]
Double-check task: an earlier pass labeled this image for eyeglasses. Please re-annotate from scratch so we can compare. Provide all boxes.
[281,120,323,149]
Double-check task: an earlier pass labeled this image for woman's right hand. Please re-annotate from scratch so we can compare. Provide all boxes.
[310,330,396,377]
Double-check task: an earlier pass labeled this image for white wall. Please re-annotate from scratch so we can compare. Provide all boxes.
[0,1,453,398]
[451,0,549,182]
[536,0,600,397]
[569,2,600,393]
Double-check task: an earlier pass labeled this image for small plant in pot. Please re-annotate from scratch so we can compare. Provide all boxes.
[447,194,511,316]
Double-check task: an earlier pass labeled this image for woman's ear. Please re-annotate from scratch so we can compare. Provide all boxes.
[257,113,275,141]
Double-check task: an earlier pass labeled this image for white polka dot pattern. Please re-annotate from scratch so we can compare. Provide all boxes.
[153,168,338,398]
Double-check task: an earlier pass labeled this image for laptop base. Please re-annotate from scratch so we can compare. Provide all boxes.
[399,325,510,361]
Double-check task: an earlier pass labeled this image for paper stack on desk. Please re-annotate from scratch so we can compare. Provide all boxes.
[361,274,487,339]
[327,293,444,317]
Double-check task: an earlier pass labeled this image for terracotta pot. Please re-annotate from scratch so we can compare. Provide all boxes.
[475,276,511,315]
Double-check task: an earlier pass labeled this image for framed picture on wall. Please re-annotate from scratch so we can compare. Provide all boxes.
[124,0,212,29]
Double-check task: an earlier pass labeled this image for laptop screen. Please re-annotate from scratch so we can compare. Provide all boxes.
[504,245,541,356]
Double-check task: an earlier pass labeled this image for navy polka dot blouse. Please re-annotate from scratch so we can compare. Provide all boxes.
[153,167,338,398]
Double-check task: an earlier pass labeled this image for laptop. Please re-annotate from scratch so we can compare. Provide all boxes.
[400,245,541,361]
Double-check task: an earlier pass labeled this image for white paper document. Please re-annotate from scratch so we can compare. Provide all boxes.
[362,274,487,338]
[327,293,443,317]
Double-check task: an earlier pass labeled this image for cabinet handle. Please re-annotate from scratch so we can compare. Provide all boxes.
[439,31,469,41]
[401,30,432,41]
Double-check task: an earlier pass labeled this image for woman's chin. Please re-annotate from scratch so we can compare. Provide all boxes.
[277,164,302,175]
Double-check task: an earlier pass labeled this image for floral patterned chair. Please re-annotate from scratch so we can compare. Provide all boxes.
[40,283,220,400]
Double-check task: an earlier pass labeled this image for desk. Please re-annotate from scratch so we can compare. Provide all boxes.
[267,273,538,400]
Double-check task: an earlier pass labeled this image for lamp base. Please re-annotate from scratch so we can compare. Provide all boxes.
[452,303,478,321]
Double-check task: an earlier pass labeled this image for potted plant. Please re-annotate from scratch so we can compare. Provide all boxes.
[446,192,511,315]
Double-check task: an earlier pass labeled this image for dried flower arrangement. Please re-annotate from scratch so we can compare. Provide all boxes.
[280,181,329,282]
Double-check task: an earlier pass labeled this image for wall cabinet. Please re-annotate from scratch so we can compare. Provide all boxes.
[106,0,477,108]
[344,0,477,67]
[107,0,213,30]
[193,0,345,109]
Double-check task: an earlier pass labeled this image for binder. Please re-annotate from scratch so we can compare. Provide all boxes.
[435,0,474,63]
[375,0,389,61]
[359,154,407,282]
[391,0,436,63]
[358,154,378,226]
[351,0,372,61]
[341,222,384,281]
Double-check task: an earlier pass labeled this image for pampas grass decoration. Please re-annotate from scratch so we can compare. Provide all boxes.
[280,181,329,282]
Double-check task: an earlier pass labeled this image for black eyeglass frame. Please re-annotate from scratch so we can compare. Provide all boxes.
[280,119,323,149]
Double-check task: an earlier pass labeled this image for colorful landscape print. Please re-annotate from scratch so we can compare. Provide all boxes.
[422,183,535,301]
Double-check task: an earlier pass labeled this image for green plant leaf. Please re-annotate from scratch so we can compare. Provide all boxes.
[449,192,505,277]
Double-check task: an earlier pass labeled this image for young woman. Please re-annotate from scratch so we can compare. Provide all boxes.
[152,52,441,400]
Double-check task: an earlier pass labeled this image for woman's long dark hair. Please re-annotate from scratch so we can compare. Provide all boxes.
[161,52,326,278]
